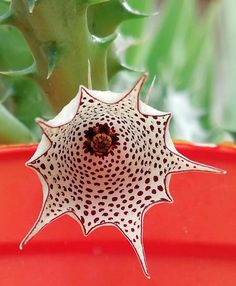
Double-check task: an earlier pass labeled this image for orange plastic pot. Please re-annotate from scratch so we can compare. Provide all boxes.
[0,143,235,285]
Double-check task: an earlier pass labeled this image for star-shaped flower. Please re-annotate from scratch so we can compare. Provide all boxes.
[20,75,224,278]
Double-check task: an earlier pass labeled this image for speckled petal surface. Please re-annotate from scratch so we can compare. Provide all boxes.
[21,75,224,278]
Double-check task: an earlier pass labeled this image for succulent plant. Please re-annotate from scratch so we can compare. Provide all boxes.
[0,0,228,278]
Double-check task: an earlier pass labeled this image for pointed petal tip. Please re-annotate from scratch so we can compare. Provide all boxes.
[197,164,226,175]
[142,265,150,279]
[167,197,174,204]
[135,73,148,83]
[146,274,151,279]
[141,72,148,81]
[35,117,46,124]
[164,112,172,121]
[80,85,93,98]
[25,160,35,167]
[80,85,88,92]
[161,195,173,204]
[139,261,150,279]
[25,161,30,167]
[36,118,48,130]
[132,73,148,92]
[19,240,25,250]
[20,234,32,250]
[36,118,54,136]
[214,168,227,175]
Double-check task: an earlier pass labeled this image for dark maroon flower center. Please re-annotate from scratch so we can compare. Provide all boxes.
[91,133,112,154]
[83,123,119,156]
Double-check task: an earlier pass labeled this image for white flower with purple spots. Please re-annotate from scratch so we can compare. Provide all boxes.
[20,75,224,278]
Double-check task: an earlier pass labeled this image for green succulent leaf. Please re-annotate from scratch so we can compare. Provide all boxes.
[0,63,36,78]
[43,42,60,79]
[0,1,11,24]
[0,9,11,24]
[6,78,52,133]
[88,0,147,37]
[0,103,35,144]
[0,25,34,71]
[120,1,154,70]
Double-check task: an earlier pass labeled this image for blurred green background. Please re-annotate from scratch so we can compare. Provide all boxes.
[0,0,235,144]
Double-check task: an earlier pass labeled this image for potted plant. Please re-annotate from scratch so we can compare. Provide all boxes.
[0,0,235,285]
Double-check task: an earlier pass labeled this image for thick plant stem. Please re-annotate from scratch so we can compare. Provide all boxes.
[0,104,35,144]
[10,0,109,112]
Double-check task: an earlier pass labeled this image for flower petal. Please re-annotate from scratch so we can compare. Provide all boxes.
[21,75,225,278]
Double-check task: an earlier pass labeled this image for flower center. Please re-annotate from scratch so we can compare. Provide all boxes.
[91,133,112,154]
[83,123,119,157]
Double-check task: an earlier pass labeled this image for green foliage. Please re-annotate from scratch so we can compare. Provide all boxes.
[0,0,234,144]
[0,5,52,143]
[219,0,236,135]
[120,0,232,142]
[88,0,145,37]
